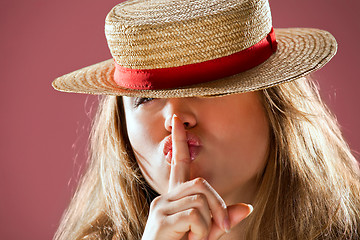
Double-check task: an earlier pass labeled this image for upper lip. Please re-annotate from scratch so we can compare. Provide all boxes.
[162,132,202,156]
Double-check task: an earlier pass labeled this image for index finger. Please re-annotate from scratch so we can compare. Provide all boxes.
[168,114,191,191]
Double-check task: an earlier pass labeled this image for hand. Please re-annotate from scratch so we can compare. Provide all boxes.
[142,115,253,240]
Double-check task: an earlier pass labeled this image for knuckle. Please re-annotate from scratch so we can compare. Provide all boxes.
[151,206,164,219]
[187,208,201,221]
[149,196,167,217]
[192,177,207,187]
[154,208,165,218]
[150,196,161,208]
[185,209,209,238]
[192,194,206,206]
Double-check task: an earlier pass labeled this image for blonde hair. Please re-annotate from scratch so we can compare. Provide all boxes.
[245,77,360,239]
[54,77,360,240]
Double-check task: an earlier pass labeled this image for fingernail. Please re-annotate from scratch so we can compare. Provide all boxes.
[248,204,253,213]
[171,114,178,129]
[223,216,231,233]
[247,204,254,216]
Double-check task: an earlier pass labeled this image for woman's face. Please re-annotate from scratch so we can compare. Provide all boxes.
[122,92,270,204]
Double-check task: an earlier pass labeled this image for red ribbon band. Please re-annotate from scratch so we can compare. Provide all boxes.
[114,28,277,90]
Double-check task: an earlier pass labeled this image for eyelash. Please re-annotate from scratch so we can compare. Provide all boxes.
[134,97,154,107]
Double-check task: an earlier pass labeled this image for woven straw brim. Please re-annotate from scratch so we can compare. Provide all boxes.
[52,28,337,98]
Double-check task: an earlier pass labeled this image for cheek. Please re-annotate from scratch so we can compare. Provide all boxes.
[126,117,151,151]
[124,108,162,156]
[241,108,269,155]
[219,120,269,169]
[124,112,170,194]
[236,125,269,174]
[204,96,270,182]
[231,104,269,166]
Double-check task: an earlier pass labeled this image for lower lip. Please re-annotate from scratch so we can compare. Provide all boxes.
[189,145,201,161]
[165,145,201,164]
[165,150,172,163]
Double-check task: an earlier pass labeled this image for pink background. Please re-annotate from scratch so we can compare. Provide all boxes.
[1,1,359,239]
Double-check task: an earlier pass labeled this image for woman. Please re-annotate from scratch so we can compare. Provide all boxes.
[52,0,360,239]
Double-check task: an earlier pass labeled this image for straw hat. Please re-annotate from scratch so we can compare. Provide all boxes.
[52,0,337,98]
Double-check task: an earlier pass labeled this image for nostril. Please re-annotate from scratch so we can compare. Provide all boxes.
[184,122,190,128]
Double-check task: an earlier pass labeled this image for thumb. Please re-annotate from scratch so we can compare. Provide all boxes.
[207,203,253,240]
[228,203,253,228]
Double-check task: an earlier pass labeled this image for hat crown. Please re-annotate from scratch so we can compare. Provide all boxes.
[105,0,272,69]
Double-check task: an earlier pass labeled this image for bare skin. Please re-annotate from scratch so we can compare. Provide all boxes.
[141,115,253,240]
[123,93,269,239]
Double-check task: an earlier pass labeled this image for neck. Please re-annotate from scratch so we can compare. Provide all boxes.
[220,220,248,240]
[221,176,259,206]
[218,178,258,239]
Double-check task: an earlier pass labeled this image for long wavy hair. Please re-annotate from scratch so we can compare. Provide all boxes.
[54,76,360,240]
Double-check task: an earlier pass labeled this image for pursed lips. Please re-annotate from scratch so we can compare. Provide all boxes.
[162,132,202,163]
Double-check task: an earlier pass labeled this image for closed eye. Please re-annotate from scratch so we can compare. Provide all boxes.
[133,97,155,107]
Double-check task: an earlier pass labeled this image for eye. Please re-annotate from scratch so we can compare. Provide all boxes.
[134,97,155,107]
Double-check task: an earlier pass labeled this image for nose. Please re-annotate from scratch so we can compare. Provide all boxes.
[164,98,197,132]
